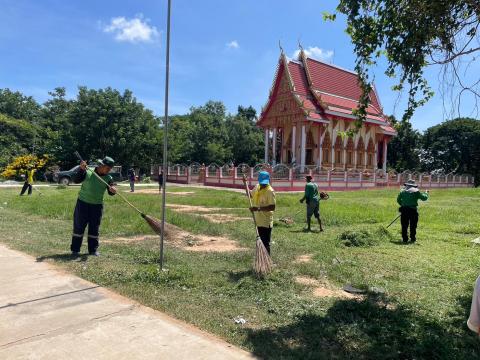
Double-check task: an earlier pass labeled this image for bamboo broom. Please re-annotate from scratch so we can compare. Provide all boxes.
[74,152,163,235]
[242,175,273,276]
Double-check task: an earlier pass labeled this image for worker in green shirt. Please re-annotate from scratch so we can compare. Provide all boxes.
[397,179,429,243]
[70,157,117,256]
[300,175,323,232]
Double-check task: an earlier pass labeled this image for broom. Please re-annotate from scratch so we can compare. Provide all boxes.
[74,152,163,235]
[242,175,273,276]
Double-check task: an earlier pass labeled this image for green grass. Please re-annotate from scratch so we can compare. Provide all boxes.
[1,185,479,359]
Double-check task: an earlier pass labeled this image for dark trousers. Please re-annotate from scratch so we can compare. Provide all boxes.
[20,182,32,195]
[71,199,103,253]
[129,180,135,192]
[400,207,418,242]
[257,227,272,254]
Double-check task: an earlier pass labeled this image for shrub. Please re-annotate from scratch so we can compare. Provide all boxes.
[1,154,50,179]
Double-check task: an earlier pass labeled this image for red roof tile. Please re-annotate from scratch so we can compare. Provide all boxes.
[288,62,309,95]
[305,58,382,111]
[317,93,381,115]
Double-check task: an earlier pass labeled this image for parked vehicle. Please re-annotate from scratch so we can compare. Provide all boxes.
[54,165,123,185]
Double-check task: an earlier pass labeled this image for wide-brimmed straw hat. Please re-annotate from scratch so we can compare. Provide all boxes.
[403,179,418,188]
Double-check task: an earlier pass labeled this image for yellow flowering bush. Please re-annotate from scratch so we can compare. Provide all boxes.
[1,154,50,179]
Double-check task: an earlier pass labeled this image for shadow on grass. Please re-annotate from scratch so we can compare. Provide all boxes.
[244,293,480,359]
[227,269,255,283]
[36,253,88,262]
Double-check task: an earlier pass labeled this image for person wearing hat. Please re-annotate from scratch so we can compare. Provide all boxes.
[128,167,136,192]
[70,156,117,256]
[300,175,323,232]
[249,171,276,254]
[397,179,429,243]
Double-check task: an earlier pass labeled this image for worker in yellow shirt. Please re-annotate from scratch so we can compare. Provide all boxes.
[20,167,35,196]
[249,171,276,254]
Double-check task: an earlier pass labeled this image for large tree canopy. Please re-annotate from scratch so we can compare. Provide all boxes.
[327,1,480,123]
[166,102,263,165]
[421,118,480,184]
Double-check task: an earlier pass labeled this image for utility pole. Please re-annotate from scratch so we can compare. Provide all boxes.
[160,0,172,270]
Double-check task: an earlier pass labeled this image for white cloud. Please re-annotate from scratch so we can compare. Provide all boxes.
[226,40,239,49]
[103,15,159,43]
[293,46,334,62]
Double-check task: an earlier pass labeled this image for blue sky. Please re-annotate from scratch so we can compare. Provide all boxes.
[1,0,478,131]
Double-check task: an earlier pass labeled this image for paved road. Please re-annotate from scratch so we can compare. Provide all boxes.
[0,244,255,360]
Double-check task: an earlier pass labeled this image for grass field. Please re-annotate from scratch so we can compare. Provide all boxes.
[1,184,479,359]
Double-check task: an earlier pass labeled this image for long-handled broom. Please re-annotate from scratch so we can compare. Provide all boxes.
[242,175,273,276]
[74,152,163,235]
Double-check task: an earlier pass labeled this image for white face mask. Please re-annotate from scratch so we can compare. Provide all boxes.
[405,186,419,193]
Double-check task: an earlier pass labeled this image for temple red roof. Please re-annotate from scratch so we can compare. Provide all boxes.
[258,50,395,135]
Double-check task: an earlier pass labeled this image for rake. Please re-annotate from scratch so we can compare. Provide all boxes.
[74,151,163,235]
[242,175,273,276]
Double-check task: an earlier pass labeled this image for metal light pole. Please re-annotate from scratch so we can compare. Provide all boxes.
[160,0,172,270]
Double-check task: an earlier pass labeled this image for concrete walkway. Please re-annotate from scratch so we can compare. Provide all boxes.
[0,245,255,360]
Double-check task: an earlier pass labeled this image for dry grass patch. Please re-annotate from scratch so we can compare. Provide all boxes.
[294,254,313,263]
[125,189,195,195]
[106,223,247,253]
[167,204,249,223]
[295,276,360,299]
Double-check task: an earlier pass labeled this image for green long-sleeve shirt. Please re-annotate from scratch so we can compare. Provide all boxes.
[397,188,429,208]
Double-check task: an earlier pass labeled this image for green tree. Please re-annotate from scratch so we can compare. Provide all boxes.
[0,88,41,122]
[40,88,75,168]
[226,106,264,165]
[326,1,479,123]
[186,101,232,164]
[68,87,161,171]
[0,114,37,170]
[387,116,422,171]
[421,118,480,185]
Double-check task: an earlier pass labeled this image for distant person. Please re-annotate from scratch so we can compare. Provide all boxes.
[299,175,323,232]
[70,157,117,256]
[158,169,164,192]
[249,171,276,254]
[468,275,480,335]
[19,166,35,196]
[397,179,429,243]
[128,167,136,192]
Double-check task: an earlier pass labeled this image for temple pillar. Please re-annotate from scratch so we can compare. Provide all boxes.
[374,142,378,169]
[291,126,296,165]
[382,140,387,172]
[317,126,322,168]
[331,142,335,169]
[354,151,358,169]
[272,128,277,165]
[264,128,269,163]
[300,124,306,171]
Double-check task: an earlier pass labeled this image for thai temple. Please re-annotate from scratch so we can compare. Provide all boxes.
[257,47,396,171]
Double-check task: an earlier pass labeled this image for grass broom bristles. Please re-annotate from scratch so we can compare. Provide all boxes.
[142,214,164,236]
[254,237,272,276]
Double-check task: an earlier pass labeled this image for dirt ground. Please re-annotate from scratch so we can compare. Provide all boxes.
[105,223,247,253]
[126,189,195,195]
[167,204,250,223]
[295,276,360,299]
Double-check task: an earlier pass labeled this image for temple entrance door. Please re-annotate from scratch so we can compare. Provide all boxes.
[306,149,313,165]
